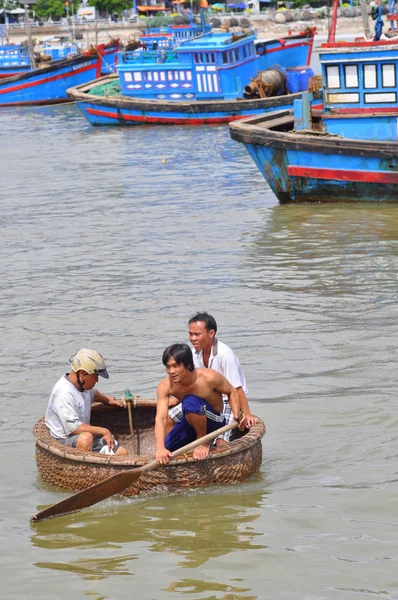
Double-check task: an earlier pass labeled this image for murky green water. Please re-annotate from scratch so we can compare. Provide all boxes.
[1,104,398,600]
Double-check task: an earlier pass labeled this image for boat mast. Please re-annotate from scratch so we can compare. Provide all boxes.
[24,2,37,69]
[327,0,339,42]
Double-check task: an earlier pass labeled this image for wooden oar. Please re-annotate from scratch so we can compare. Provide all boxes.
[31,420,238,523]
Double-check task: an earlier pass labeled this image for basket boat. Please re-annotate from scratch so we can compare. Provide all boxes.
[33,397,266,497]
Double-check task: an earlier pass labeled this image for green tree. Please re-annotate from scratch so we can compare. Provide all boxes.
[89,0,131,17]
[35,0,79,19]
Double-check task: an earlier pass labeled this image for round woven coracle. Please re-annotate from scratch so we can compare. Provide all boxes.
[33,398,266,497]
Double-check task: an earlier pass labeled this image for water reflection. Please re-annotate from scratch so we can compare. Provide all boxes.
[31,486,267,579]
[245,203,398,302]
[165,578,256,600]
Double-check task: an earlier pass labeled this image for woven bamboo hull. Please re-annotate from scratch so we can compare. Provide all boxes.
[34,398,265,497]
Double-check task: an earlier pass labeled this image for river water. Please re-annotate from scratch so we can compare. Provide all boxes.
[1,103,398,600]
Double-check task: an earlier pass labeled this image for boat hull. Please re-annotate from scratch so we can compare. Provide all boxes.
[230,110,398,203]
[68,74,318,126]
[0,65,30,78]
[33,399,265,497]
[0,44,118,107]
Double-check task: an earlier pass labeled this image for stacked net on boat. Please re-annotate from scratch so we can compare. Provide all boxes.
[90,80,122,97]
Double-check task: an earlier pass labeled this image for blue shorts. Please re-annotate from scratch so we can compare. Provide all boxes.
[165,394,226,452]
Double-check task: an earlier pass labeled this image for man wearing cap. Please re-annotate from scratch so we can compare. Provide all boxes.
[45,349,128,455]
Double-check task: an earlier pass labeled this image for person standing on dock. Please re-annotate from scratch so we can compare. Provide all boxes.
[45,348,128,455]
[167,312,259,445]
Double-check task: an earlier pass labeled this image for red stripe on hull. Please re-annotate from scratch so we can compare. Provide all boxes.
[0,71,29,78]
[266,40,313,65]
[85,106,258,124]
[287,165,398,184]
[0,61,97,95]
[0,98,71,107]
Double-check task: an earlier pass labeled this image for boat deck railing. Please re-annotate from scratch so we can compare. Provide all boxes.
[121,49,179,64]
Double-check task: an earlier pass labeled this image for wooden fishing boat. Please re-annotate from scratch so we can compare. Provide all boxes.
[0,40,120,107]
[229,2,398,203]
[67,23,317,126]
[33,397,266,497]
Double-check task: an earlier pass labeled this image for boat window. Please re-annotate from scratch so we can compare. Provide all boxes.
[326,65,340,89]
[382,64,396,88]
[133,72,142,82]
[194,53,199,64]
[234,49,240,62]
[124,72,132,82]
[154,72,159,81]
[179,71,185,80]
[363,64,377,89]
[168,71,173,80]
[344,64,358,88]
[222,51,228,64]
[187,71,192,81]
[160,71,166,81]
[147,72,153,81]
[228,51,234,64]
[242,45,248,59]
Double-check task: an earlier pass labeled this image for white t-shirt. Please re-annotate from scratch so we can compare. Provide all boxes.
[45,374,96,439]
[192,338,248,398]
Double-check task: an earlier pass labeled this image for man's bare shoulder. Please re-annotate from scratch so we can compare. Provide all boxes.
[197,367,223,382]
[157,376,172,396]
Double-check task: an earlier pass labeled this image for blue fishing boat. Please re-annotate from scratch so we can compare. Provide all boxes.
[0,25,31,78]
[67,17,316,126]
[229,2,398,203]
[0,40,121,107]
[41,36,82,61]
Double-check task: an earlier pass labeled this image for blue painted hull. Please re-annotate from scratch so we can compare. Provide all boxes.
[0,65,30,78]
[69,74,320,125]
[229,110,398,203]
[0,44,119,107]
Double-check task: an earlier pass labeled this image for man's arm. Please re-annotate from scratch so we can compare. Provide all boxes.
[94,389,125,409]
[236,386,259,427]
[70,422,115,448]
[207,370,241,421]
[155,378,173,464]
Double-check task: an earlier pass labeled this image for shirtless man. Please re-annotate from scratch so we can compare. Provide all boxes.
[155,343,246,464]
[168,312,259,446]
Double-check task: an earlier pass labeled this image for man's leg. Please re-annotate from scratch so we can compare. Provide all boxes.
[215,401,234,447]
[183,395,226,460]
[76,432,94,451]
[167,403,183,434]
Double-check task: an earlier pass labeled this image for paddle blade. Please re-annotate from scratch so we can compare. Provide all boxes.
[31,466,144,522]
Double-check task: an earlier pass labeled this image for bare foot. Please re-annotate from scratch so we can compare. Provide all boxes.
[215,438,229,448]
[193,443,210,460]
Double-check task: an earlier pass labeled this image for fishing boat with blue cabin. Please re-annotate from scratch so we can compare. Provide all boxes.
[67,7,317,126]
[229,0,398,203]
[0,25,31,78]
[0,39,121,107]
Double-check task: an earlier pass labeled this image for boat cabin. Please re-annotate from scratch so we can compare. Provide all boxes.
[139,22,211,50]
[41,36,81,60]
[0,27,30,69]
[117,28,258,101]
[318,39,398,141]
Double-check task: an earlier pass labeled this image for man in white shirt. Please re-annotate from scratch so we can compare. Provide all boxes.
[168,312,258,445]
[45,348,128,455]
